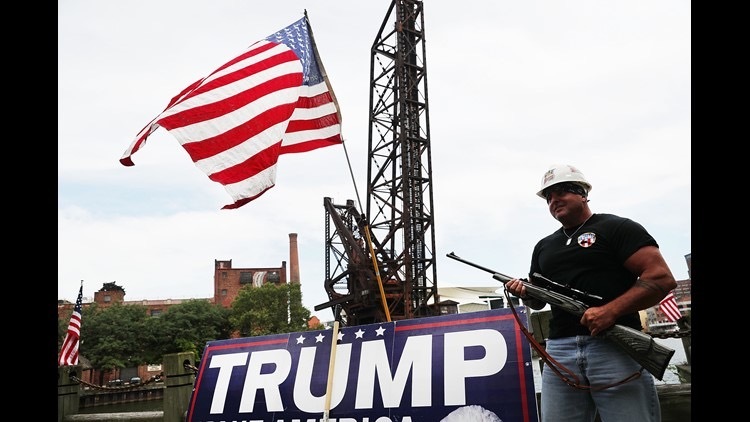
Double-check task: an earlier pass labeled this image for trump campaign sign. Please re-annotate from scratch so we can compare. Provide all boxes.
[185,308,539,422]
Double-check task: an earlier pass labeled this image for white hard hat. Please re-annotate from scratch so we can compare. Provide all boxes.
[536,164,593,199]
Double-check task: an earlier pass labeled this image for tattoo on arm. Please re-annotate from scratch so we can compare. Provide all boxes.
[636,279,667,295]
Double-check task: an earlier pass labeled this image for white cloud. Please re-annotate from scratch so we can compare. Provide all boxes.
[59,1,691,318]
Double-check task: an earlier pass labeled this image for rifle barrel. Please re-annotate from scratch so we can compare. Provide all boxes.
[446,252,516,281]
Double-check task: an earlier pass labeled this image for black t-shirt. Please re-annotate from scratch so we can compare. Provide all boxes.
[529,213,658,338]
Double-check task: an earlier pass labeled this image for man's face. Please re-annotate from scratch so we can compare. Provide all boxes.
[543,183,587,221]
[542,182,586,202]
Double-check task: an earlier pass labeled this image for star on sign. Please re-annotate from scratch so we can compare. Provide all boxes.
[355,329,365,339]
[315,333,325,343]
[337,331,344,341]
[375,326,386,336]
[296,335,306,344]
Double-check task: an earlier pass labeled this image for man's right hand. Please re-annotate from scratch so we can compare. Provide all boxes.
[505,278,527,299]
[505,278,547,310]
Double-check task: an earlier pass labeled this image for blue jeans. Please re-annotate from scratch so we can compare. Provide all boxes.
[541,335,661,422]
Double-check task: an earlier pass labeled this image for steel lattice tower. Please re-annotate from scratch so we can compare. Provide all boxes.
[317,0,438,325]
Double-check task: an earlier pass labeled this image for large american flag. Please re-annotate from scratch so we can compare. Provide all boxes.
[659,291,682,323]
[120,15,343,209]
[58,285,83,366]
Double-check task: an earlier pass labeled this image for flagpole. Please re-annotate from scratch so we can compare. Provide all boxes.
[59,282,84,367]
[322,307,341,422]
[304,10,342,125]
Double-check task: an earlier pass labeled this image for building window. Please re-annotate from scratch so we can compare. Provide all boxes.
[240,272,253,284]
[489,298,505,309]
[267,271,280,283]
[104,295,111,302]
[150,309,162,317]
[440,305,458,315]
[221,289,227,296]
[222,271,227,279]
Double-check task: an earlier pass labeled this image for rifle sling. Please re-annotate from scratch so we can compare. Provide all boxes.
[504,289,643,391]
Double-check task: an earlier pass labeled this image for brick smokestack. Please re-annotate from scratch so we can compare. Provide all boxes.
[289,233,300,284]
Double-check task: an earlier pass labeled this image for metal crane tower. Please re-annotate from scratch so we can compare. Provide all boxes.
[316,0,439,326]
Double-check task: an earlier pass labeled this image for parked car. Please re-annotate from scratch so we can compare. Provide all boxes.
[106,379,123,386]
[129,376,142,385]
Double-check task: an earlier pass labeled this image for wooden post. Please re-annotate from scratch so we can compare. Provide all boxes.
[58,365,81,422]
[162,352,196,422]
[528,310,550,418]
[529,310,551,345]
[680,310,691,365]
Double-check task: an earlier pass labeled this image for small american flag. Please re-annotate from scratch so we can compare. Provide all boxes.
[120,14,343,209]
[659,291,681,323]
[58,285,83,366]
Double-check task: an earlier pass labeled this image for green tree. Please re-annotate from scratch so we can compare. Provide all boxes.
[67,283,318,384]
[145,299,232,361]
[80,302,150,383]
[230,283,314,336]
[58,313,69,349]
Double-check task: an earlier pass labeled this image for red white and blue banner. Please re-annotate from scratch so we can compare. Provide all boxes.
[186,308,539,422]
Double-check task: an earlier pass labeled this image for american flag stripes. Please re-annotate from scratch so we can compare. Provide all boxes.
[58,285,83,366]
[658,291,681,323]
[119,15,343,209]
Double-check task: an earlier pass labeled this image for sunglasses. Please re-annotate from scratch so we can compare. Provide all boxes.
[543,183,587,202]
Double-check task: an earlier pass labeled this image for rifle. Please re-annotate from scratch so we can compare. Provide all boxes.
[446,252,675,380]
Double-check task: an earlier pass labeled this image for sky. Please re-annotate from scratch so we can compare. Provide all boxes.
[59,0,691,321]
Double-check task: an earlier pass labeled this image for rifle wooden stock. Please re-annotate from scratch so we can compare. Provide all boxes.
[446,252,675,380]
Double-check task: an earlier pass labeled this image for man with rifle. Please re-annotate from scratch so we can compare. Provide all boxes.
[504,164,677,422]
